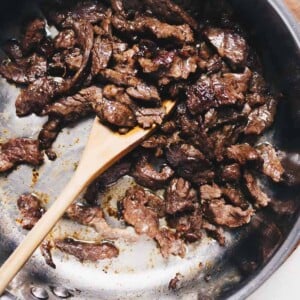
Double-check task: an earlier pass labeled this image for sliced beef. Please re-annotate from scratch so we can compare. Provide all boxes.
[2,39,23,61]
[167,208,202,242]
[144,0,198,30]
[256,144,284,182]
[132,155,174,189]
[165,178,198,214]
[202,220,225,246]
[15,77,63,117]
[100,68,141,86]
[65,48,83,71]
[0,53,47,85]
[204,27,248,68]
[21,18,46,53]
[94,98,136,128]
[227,143,261,165]
[112,15,194,44]
[91,36,113,76]
[17,194,45,230]
[200,184,222,201]
[54,29,76,49]
[66,203,137,241]
[55,238,119,262]
[186,72,248,115]
[123,188,159,238]
[113,47,138,75]
[38,118,62,150]
[135,107,166,129]
[126,84,161,103]
[221,186,249,209]
[220,163,241,182]
[0,139,44,172]
[244,170,271,207]
[244,97,277,135]
[203,198,254,228]
[155,228,186,258]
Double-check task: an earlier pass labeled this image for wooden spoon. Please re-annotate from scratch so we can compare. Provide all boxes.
[0,99,175,294]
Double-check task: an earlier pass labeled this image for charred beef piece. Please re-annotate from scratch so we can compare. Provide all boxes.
[0,139,44,172]
[2,39,23,61]
[132,155,174,189]
[256,144,284,182]
[221,186,249,209]
[38,118,62,150]
[155,228,186,258]
[202,220,225,246]
[244,97,277,135]
[220,163,241,182]
[135,107,166,129]
[144,0,198,30]
[165,178,198,215]
[203,198,254,228]
[227,143,261,165]
[21,18,46,53]
[91,36,113,76]
[126,84,161,103]
[55,238,119,262]
[200,184,222,201]
[94,98,136,128]
[100,68,140,86]
[112,15,194,44]
[244,170,271,207]
[0,53,47,85]
[17,194,45,230]
[203,27,248,68]
[123,188,159,238]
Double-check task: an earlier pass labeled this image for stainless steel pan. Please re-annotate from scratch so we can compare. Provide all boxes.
[0,0,299,299]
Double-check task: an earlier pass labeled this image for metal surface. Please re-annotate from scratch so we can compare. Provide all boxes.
[0,0,299,299]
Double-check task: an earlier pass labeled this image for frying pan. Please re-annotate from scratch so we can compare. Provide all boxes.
[0,0,299,299]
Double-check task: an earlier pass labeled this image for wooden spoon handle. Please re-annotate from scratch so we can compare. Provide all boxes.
[0,172,87,294]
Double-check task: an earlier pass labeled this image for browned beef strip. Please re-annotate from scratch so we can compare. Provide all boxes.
[112,15,194,44]
[203,27,248,68]
[200,184,222,201]
[123,188,159,238]
[244,97,277,135]
[0,139,43,172]
[91,36,113,76]
[141,135,167,150]
[135,107,166,129]
[256,144,284,182]
[244,170,271,207]
[54,29,76,50]
[132,155,174,189]
[21,18,46,53]
[65,48,83,71]
[220,163,241,182]
[0,53,47,85]
[165,178,198,215]
[17,194,45,230]
[113,47,138,75]
[40,240,56,269]
[126,84,161,103]
[15,77,63,117]
[55,238,119,262]
[221,186,249,209]
[144,0,198,30]
[227,143,261,165]
[249,72,268,94]
[202,220,225,246]
[155,228,186,258]
[203,198,254,228]
[94,98,136,128]
[100,68,141,86]
[38,118,62,150]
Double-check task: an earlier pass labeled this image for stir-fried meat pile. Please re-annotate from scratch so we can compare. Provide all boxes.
[1,0,286,263]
